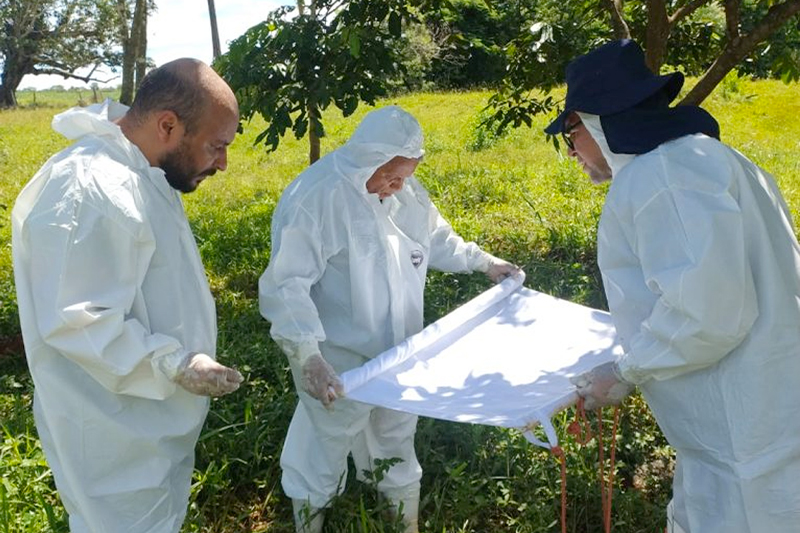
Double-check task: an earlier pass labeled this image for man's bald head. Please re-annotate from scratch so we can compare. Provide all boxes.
[127,58,238,135]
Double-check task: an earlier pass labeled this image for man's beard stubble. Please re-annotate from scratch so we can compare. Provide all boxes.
[160,140,216,193]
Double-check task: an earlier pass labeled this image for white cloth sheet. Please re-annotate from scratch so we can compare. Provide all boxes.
[341,276,623,448]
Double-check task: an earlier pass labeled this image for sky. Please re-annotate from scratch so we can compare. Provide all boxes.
[19,0,286,90]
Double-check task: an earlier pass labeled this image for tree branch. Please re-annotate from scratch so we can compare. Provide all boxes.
[680,0,800,105]
[601,0,631,39]
[669,0,712,26]
[31,64,119,85]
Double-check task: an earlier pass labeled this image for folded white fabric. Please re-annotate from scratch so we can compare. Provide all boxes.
[341,275,623,448]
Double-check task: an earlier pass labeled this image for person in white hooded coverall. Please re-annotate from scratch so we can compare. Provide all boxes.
[11,59,244,533]
[550,40,800,533]
[259,106,519,533]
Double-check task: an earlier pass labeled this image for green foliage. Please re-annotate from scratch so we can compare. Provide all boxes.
[738,8,800,81]
[0,372,68,532]
[465,107,510,151]
[1,82,799,532]
[390,21,440,93]
[477,0,608,137]
[421,0,522,89]
[480,0,800,137]
[717,69,758,102]
[215,1,428,159]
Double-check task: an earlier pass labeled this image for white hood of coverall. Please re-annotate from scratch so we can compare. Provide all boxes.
[12,100,215,533]
[588,114,800,532]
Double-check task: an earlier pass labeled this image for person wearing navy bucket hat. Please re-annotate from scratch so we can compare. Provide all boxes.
[551,40,800,533]
[544,38,684,136]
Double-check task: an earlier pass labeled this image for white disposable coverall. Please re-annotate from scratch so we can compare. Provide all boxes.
[259,106,493,507]
[12,101,216,533]
[582,113,800,533]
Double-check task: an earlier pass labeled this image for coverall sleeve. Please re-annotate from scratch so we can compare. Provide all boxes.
[614,180,759,385]
[258,205,328,362]
[23,195,183,399]
[425,198,492,273]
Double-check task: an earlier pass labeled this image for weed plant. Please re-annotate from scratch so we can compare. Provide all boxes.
[1,79,798,532]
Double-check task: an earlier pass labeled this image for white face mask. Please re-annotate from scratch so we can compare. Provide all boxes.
[577,112,636,178]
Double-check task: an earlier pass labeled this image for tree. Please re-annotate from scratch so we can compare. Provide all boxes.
[0,0,123,108]
[673,0,800,104]
[483,0,800,137]
[118,0,151,105]
[216,0,440,165]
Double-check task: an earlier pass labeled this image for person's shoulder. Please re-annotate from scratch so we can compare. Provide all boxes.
[52,138,146,217]
[659,134,738,186]
[613,134,739,205]
[279,157,363,211]
[78,139,143,192]
[18,142,147,233]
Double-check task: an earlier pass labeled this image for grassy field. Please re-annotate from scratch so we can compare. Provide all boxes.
[1,78,799,532]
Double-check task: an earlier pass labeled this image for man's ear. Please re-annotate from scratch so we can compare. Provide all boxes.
[155,110,182,144]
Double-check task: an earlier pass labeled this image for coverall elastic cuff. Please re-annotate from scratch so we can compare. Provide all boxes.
[152,348,192,381]
[471,250,495,273]
[615,356,649,386]
[281,339,322,367]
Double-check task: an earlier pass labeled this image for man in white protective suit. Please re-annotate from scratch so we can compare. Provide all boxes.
[259,105,520,533]
[552,40,800,533]
[12,58,244,533]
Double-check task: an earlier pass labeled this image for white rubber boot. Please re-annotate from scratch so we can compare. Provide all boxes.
[292,499,325,533]
[382,486,420,533]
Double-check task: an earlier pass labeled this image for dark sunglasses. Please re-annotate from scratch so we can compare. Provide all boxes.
[562,120,582,151]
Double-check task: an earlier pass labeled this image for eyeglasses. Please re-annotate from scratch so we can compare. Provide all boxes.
[562,120,581,151]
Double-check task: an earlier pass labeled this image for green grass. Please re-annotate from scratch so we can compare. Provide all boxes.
[1,78,799,532]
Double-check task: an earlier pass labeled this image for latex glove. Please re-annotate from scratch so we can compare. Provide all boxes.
[174,352,244,397]
[570,361,634,410]
[483,255,522,284]
[302,353,345,409]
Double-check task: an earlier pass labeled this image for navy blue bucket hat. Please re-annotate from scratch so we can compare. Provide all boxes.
[544,39,684,135]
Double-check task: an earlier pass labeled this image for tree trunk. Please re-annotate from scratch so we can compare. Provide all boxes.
[305,0,320,164]
[308,103,321,164]
[680,0,800,105]
[0,6,45,109]
[0,81,19,108]
[644,0,670,72]
[207,0,221,59]
[0,52,30,108]
[132,0,148,90]
[118,0,134,105]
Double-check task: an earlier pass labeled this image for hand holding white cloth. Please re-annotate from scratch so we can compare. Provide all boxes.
[303,353,345,408]
[570,360,634,409]
[481,255,522,284]
[173,352,244,396]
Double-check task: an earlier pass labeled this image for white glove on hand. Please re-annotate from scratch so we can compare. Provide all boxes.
[302,353,345,409]
[174,352,244,397]
[570,361,634,410]
[483,255,522,284]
